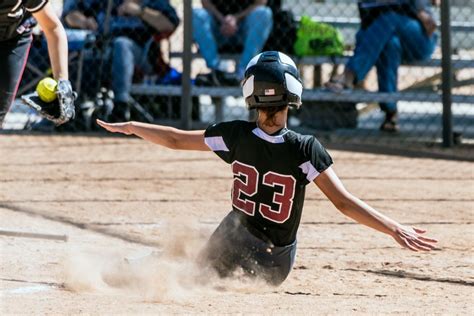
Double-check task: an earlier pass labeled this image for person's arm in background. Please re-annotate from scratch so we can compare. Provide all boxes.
[62,0,98,31]
[117,1,178,34]
[234,0,267,21]
[97,120,210,151]
[414,0,438,36]
[201,0,225,23]
[64,11,98,31]
[315,167,438,251]
[33,3,69,80]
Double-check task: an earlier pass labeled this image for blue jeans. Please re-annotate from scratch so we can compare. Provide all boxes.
[346,12,437,113]
[112,36,152,103]
[192,6,273,78]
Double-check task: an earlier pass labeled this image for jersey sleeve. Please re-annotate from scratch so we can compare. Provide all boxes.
[204,121,242,164]
[23,0,49,13]
[299,136,333,183]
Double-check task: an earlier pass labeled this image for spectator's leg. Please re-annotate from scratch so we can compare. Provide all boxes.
[376,35,401,115]
[237,6,273,78]
[138,40,154,75]
[396,15,437,62]
[346,12,400,83]
[376,15,436,132]
[192,8,220,70]
[112,36,143,103]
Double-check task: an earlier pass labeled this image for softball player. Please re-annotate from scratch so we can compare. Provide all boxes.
[0,0,75,128]
[98,51,437,286]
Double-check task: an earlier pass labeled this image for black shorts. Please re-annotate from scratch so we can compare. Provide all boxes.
[0,34,32,126]
[199,210,297,286]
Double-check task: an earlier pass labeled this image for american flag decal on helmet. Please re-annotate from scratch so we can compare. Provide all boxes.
[265,89,275,95]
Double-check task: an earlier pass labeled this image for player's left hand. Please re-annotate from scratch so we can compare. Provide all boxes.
[21,79,76,126]
[96,119,133,135]
[391,225,438,252]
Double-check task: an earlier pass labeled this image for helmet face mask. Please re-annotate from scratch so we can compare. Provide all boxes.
[242,51,303,110]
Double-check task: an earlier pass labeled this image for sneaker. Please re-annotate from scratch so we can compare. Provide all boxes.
[380,111,399,132]
[195,69,241,87]
[156,67,182,85]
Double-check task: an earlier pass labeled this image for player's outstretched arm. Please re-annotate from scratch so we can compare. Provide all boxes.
[97,120,210,151]
[314,167,438,252]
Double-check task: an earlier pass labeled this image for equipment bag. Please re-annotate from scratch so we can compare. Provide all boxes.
[293,15,344,57]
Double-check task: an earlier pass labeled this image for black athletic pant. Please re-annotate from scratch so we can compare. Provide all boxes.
[199,210,297,286]
[0,34,32,126]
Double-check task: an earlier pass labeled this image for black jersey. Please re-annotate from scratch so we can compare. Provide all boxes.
[205,120,333,246]
[0,0,47,41]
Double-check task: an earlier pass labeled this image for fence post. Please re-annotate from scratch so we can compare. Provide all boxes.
[441,0,453,147]
[181,0,193,130]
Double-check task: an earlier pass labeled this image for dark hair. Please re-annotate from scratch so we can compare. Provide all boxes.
[258,105,288,127]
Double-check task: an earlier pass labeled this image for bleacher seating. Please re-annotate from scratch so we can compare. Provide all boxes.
[130,8,474,123]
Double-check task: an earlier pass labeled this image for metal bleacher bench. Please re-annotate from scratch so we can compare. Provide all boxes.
[130,16,474,122]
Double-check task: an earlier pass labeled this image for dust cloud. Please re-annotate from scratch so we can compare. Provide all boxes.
[62,221,272,302]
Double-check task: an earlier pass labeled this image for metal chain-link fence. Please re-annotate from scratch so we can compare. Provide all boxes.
[8,0,474,150]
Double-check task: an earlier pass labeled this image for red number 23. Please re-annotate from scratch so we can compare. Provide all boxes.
[231,161,296,223]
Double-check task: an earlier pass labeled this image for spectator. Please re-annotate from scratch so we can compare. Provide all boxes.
[193,0,273,86]
[63,0,179,121]
[326,0,439,132]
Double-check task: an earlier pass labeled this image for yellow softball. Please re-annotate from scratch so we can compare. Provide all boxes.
[36,77,58,103]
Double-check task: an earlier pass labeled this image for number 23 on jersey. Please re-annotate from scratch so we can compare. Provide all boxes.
[231,161,296,224]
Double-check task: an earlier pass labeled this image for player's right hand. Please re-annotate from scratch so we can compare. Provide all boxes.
[97,119,133,135]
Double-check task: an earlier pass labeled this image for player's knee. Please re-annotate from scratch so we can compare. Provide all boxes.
[252,265,290,286]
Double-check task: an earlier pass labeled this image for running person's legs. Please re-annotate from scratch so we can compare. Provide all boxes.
[0,35,32,127]
[198,210,296,286]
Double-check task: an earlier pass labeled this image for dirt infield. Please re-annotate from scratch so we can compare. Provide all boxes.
[0,134,473,314]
